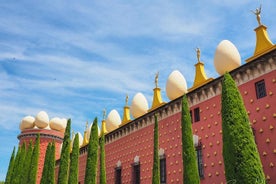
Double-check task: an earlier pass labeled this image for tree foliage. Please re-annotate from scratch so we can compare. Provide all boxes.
[11,146,21,183]
[85,117,99,184]
[41,142,55,184]
[21,141,33,184]
[28,134,40,184]
[69,134,80,184]
[11,142,26,184]
[99,125,106,184]
[41,143,51,184]
[181,95,200,184]
[16,143,26,183]
[9,143,27,184]
[48,143,56,184]
[58,119,71,184]
[5,147,15,184]
[152,115,160,184]
[221,73,265,183]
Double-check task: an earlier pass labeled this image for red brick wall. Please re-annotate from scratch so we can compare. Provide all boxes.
[239,70,276,182]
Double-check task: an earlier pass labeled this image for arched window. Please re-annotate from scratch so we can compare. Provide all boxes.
[115,160,122,184]
[132,156,140,184]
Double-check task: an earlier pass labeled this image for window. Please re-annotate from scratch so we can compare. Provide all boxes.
[160,157,166,184]
[190,110,193,123]
[132,162,140,184]
[194,107,200,122]
[196,144,204,178]
[255,80,267,99]
[115,166,122,184]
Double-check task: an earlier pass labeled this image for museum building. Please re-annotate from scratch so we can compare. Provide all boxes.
[17,15,276,184]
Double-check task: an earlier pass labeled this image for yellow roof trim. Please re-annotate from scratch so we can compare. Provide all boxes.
[190,61,213,91]
[120,106,131,126]
[101,120,108,135]
[246,24,275,62]
[149,87,166,111]
[82,130,89,147]
[81,122,89,147]
[250,25,274,60]
[246,44,276,63]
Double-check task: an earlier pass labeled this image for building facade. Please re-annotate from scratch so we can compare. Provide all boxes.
[18,17,276,184]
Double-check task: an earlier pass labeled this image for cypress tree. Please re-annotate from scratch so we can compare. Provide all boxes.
[40,142,55,184]
[10,144,23,184]
[58,119,71,184]
[99,125,106,184]
[85,117,99,184]
[48,142,56,184]
[41,143,52,184]
[221,73,265,183]
[5,147,15,184]
[15,142,26,184]
[181,95,200,184]
[28,134,40,184]
[69,133,79,184]
[152,115,160,184]
[21,141,33,184]
[10,146,21,183]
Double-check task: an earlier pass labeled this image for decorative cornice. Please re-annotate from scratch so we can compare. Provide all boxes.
[105,98,181,144]
[18,132,64,142]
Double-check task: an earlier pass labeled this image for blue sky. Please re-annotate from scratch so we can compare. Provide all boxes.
[0,0,275,180]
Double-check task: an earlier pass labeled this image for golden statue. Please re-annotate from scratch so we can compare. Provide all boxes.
[155,72,159,88]
[125,94,129,106]
[251,5,262,26]
[103,108,106,120]
[196,47,201,62]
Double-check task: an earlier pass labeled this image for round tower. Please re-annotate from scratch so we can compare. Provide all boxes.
[18,111,65,184]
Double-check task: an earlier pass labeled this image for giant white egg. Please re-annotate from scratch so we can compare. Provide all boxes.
[34,111,49,129]
[214,40,241,75]
[60,118,67,133]
[106,110,121,132]
[20,116,35,131]
[166,70,187,100]
[49,117,65,131]
[130,93,149,118]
